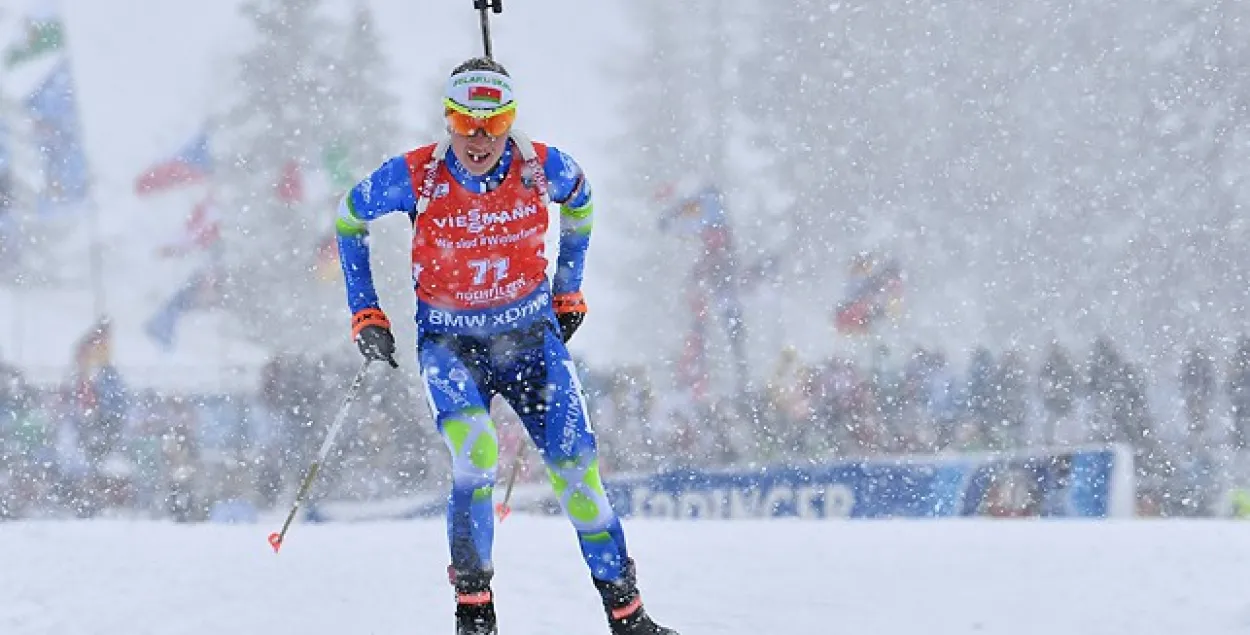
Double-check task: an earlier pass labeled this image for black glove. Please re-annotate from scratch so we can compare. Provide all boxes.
[553,292,587,343]
[557,311,584,343]
[356,325,398,368]
[352,308,398,368]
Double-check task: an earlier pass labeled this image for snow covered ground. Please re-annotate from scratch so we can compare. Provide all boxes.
[2,518,1249,635]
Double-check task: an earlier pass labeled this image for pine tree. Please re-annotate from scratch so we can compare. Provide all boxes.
[215,0,340,349]
[741,0,1250,358]
[322,0,406,193]
[1121,0,1250,345]
[611,0,777,394]
[313,0,425,354]
[606,1,719,378]
[618,0,1250,370]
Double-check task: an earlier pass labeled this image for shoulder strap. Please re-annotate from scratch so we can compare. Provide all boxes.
[414,137,452,217]
[510,130,551,208]
[413,133,550,215]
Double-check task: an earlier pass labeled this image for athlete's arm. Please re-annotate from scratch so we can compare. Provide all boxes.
[543,147,593,297]
[335,155,418,314]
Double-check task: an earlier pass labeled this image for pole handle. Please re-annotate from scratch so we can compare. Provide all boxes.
[472,0,502,59]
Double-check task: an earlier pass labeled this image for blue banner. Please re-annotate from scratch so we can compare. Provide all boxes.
[603,446,1133,519]
[303,445,1135,523]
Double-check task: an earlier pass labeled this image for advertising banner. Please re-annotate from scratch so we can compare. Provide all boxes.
[603,444,1136,520]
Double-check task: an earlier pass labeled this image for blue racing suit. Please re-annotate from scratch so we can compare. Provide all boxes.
[335,137,628,583]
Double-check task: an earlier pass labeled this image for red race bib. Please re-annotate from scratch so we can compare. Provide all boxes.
[405,144,550,310]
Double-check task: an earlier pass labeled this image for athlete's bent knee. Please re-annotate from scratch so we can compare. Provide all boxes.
[440,407,499,486]
[547,455,614,531]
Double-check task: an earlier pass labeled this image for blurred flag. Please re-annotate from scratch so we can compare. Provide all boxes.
[4,15,63,69]
[72,315,111,371]
[158,195,220,258]
[70,315,121,417]
[676,325,709,404]
[657,184,729,237]
[144,268,220,350]
[135,130,212,195]
[276,159,303,203]
[312,230,340,283]
[834,253,904,335]
[23,59,90,214]
[322,141,355,192]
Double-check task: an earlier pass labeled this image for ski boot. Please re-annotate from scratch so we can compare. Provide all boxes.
[592,558,679,635]
[449,566,498,635]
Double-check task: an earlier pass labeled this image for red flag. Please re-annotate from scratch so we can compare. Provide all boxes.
[313,231,339,282]
[135,131,212,195]
[467,85,502,104]
[276,160,303,203]
[159,196,220,258]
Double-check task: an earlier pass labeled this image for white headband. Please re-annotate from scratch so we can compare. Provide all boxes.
[445,70,515,112]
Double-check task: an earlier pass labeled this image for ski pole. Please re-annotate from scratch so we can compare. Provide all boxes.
[473,0,503,59]
[470,0,521,523]
[268,358,372,553]
[494,440,527,522]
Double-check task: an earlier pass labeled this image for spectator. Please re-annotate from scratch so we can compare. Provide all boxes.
[990,350,1029,450]
[73,361,129,469]
[765,346,811,460]
[0,335,1245,520]
[1038,341,1079,446]
[966,347,997,445]
[1180,345,1217,440]
[1228,336,1250,450]
[1087,335,1124,443]
[923,350,962,451]
[866,345,904,453]
[1116,363,1154,446]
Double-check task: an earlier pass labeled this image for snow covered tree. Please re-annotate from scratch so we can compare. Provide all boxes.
[309,0,417,344]
[604,1,711,369]
[739,0,1250,360]
[1119,0,1250,349]
[742,1,991,350]
[610,0,775,396]
[214,0,343,350]
[322,0,405,192]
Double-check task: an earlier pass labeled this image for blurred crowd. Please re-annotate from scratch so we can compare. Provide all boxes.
[0,353,441,522]
[3,334,1249,521]
[582,335,1250,518]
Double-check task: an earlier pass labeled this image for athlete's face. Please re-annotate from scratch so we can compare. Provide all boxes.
[450,128,509,176]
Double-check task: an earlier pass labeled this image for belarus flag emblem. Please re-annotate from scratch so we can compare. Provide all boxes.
[468,85,503,104]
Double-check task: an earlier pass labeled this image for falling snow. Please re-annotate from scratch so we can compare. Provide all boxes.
[1,0,1250,632]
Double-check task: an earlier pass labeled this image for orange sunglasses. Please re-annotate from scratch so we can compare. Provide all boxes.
[444,100,517,138]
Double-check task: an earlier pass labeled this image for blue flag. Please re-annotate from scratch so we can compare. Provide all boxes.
[144,268,219,350]
[24,59,90,213]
